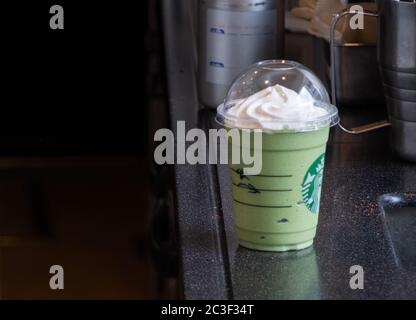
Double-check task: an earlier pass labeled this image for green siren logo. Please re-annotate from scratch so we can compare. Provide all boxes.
[302,154,325,214]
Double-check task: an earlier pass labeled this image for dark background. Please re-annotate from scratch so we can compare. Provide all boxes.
[0,1,177,299]
[1,1,148,155]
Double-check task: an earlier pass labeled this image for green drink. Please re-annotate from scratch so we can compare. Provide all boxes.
[217,60,339,252]
[229,127,330,252]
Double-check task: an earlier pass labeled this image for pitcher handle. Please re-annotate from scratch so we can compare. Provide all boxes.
[330,9,390,134]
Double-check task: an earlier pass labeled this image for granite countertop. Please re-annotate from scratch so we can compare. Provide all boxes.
[162,0,416,300]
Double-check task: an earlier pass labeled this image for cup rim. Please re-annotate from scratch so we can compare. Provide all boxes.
[216,101,339,133]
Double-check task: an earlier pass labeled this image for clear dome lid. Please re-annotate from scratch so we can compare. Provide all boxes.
[216,60,339,132]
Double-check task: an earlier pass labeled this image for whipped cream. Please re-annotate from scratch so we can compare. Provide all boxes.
[224,84,329,131]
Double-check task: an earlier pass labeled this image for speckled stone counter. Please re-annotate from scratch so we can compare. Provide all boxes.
[163,0,416,300]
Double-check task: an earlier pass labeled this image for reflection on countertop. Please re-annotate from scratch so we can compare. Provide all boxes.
[232,246,321,300]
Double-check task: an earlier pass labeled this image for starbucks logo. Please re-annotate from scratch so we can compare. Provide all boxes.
[301,154,325,214]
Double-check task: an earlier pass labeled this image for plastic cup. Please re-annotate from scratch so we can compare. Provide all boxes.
[217,60,339,252]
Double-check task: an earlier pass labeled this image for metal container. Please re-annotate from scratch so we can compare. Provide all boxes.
[386,96,416,122]
[331,2,416,162]
[377,0,416,74]
[330,9,385,108]
[390,119,416,162]
[383,84,416,102]
[197,0,285,108]
[378,0,416,162]
[333,43,385,108]
[380,67,416,91]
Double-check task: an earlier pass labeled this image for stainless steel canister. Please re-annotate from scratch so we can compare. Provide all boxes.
[198,0,284,108]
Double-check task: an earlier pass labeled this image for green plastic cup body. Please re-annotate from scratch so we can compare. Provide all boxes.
[228,127,330,252]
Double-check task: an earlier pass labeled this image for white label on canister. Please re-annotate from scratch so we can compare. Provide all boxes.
[206,8,277,85]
